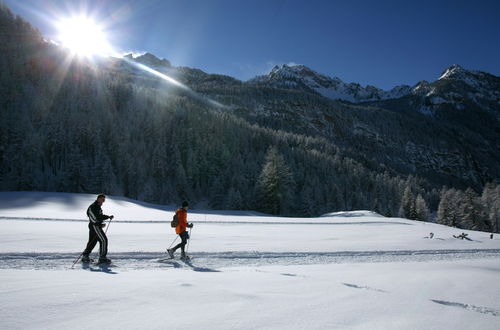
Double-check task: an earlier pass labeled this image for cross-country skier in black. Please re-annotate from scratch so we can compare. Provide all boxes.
[82,194,114,264]
[167,201,193,259]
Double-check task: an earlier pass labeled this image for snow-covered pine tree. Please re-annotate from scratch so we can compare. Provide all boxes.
[458,188,488,231]
[400,185,416,220]
[437,188,459,227]
[481,183,500,233]
[256,146,294,215]
[415,194,429,221]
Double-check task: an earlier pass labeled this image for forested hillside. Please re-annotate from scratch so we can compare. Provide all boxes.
[0,4,498,231]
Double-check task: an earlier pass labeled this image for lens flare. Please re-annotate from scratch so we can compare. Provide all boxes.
[57,16,112,57]
[119,56,225,108]
[53,11,224,109]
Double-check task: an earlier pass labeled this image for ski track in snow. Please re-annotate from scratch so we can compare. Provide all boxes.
[1,249,499,271]
[431,300,500,317]
[0,216,410,225]
[342,283,388,293]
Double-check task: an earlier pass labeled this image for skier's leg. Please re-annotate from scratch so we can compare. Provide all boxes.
[179,231,188,256]
[171,232,188,254]
[83,223,98,255]
[94,224,108,258]
[171,242,182,252]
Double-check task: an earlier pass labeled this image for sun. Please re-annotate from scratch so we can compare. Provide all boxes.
[56,16,112,57]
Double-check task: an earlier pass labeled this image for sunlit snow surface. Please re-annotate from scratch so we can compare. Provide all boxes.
[1,192,499,329]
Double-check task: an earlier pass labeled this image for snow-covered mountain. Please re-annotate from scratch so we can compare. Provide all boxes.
[407,64,500,117]
[247,63,500,114]
[115,53,499,119]
[125,52,172,69]
[248,64,412,102]
[112,53,499,127]
[240,63,500,189]
[117,52,241,87]
[438,64,497,89]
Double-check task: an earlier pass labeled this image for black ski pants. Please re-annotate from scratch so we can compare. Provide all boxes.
[172,231,189,253]
[83,223,108,258]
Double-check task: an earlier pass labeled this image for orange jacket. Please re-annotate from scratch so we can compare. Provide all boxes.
[175,208,188,234]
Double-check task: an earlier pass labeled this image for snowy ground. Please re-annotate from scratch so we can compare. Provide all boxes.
[1,192,500,329]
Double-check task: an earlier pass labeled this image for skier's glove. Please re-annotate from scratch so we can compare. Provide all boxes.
[101,224,106,228]
[188,223,194,228]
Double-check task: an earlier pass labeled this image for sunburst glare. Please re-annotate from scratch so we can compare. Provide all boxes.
[56,16,112,57]
[52,11,224,109]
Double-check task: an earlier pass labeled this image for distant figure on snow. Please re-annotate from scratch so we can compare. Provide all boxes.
[491,233,494,239]
[168,201,193,259]
[453,232,471,241]
[429,232,434,239]
[82,194,114,264]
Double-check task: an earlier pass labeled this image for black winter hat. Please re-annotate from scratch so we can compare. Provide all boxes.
[182,201,189,207]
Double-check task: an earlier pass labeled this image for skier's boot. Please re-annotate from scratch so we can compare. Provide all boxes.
[98,257,112,264]
[81,255,91,263]
[180,252,189,260]
[167,249,174,259]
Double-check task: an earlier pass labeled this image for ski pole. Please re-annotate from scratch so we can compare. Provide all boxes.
[70,218,114,269]
[186,226,193,254]
[104,216,113,235]
[71,250,87,269]
[166,235,179,252]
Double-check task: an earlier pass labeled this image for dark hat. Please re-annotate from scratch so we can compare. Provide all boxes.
[182,201,189,207]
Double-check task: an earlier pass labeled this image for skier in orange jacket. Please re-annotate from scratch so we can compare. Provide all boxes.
[168,201,193,259]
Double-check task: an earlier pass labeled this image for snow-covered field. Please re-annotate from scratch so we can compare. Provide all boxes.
[1,192,499,329]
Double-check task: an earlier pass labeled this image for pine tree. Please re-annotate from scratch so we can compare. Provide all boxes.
[437,188,459,227]
[400,185,416,220]
[297,185,315,216]
[481,183,500,233]
[459,188,488,231]
[256,147,294,215]
[415,194,429,221]
[225,188,243,210]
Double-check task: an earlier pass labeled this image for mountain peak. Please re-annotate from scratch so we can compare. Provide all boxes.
[250,63,498,105]
[269,63,317,79]
[127,52,172,69]
[439,64,470,80]
[253,64,408,102]
[436,64,500,97]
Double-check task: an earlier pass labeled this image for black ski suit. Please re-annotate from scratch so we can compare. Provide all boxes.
[83,201,112,258]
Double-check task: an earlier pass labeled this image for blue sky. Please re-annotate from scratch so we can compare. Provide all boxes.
[4,0,500,89]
